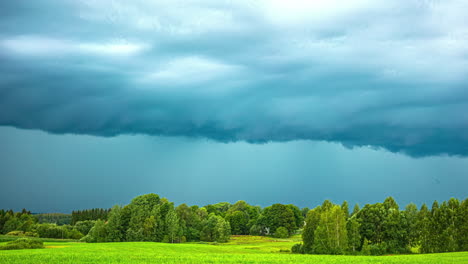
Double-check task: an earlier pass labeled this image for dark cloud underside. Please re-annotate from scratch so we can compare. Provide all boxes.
[1,0,468,156]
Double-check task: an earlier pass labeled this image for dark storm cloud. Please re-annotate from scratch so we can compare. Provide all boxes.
[1,0,468,156]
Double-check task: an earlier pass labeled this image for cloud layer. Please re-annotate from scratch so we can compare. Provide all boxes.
[1,0,468,156]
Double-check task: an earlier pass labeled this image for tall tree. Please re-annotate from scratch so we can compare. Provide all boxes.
[200,214,218,242]
[347,215,361,253]
[341,201,350,219]
[287,204,305,230]
[456,198,468,251]
[383,197,399,211]
[142,215,158,241]
[351,204,360,217]
[225,200,259,235]
[357,203,386,245]
[417,204,431,253]
[429,200,443,252]
[165,209,180,243]
[321,200,333,211]
[205,202,231,217]
[302,207,321,253]
[106,205,124,242]
[225,211,249,235]
[404,203,418,248]
[445,198,460,251]
[258,204,297,235]
[382,206,409,253]
[176,204,202,242]
[301,207,310,219]
[215,216,231,243]
[313,205,348,254]
[126,194,162,241]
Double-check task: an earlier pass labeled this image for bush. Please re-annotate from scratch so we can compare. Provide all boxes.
[25,232,39,237]
[0,238,44,250]
[273,227,289,238]
[79,235,90,243]
[34,223,66,238]
[6,231,39,237]
[291,243,304,254]
[68,229,84,240]
[370,243,387,256]
[6,231,25,236]
[80,220,107,243]
[360,238,369,255]
[249,225,262,236]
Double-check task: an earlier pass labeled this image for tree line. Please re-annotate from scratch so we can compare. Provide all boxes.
[82,194,231,243]
[35,213,71,225]
[71,208,110,225]
[294,197,468,255]
[1,194,467,255]
[60,194,305,243]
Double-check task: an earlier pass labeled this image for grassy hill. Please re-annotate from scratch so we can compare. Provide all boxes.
[0,235,466,264]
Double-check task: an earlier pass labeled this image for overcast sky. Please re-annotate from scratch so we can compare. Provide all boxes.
[1,0,467,212]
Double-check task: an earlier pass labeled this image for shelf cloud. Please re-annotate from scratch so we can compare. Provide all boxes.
[1,0,468,156]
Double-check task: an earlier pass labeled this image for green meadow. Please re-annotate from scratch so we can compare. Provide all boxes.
[1,235,466,264]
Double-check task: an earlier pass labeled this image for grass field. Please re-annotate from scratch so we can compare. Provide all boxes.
[0,235,466,264]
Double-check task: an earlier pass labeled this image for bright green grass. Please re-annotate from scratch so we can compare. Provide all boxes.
[0,235,466,264]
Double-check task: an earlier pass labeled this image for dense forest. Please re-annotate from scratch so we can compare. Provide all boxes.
[35,213,72,225]
[71,209,110,225]
[1,194,467,255]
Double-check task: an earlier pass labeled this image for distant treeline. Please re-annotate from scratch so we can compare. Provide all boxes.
[71,209,110,225]
[1,194,467,256]
[35,213,71,225]
[0,209,82,239]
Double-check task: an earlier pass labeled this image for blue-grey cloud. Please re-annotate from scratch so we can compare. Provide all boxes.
[2,126,468,212]
[1,0,468,156]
